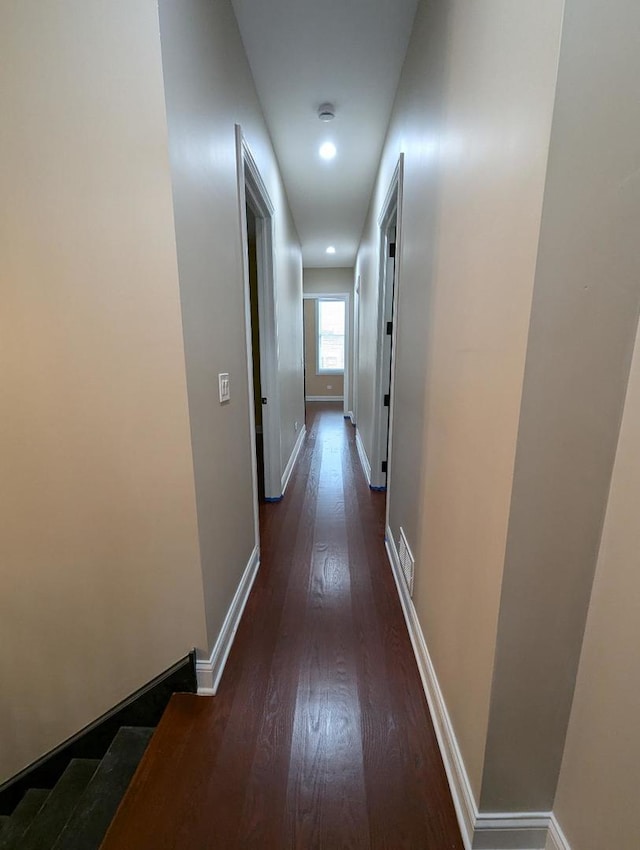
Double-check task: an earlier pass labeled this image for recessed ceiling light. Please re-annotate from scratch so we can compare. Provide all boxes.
[326,246,336,255]
[319,142,337,161]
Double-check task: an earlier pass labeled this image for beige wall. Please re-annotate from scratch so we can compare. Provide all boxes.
[355,0,564,798]
[359,0,640,825]
[0,0,207,781]
[481,0,640,812]
[303,267,354,296]
[303,300,344,398]
[158,0,304,649]
[552,304,640,850]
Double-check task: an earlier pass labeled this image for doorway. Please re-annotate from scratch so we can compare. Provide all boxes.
[237,126,282,512]
[371,155,404,493]
[352,275,360,426]
[380,222,396,486]
[302,294,350,415]
[246,204,265,500]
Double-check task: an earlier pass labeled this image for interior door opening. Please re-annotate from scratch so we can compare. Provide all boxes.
[246,203,265,501]
[237,126,281,511]
[370,153,403,494]
[302,294,349,414]
[380,221,397,489]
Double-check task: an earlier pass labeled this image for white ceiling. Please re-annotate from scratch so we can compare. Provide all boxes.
[231,0,418,268]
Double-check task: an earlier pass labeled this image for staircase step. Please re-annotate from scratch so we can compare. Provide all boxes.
[0,788,49,850]
[20,760,100,850]
[51,727,154,850]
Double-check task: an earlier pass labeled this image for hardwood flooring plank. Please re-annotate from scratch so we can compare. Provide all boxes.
[342,452,425,848]
[100,403,463,850]
[209,424,324,849]
[285,421,370,849]
[344,416,463,849]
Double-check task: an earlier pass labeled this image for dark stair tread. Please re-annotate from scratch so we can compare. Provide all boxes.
[0,817,8,835]
[0,788,49,850]
[51,727,154,850]
[21,759,100,850]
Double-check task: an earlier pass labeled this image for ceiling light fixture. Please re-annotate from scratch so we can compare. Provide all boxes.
[318,102,335,122]
[319,141,337,161]
[326,246,336,255]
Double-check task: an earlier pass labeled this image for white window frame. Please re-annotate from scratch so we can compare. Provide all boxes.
[315,297,346,376]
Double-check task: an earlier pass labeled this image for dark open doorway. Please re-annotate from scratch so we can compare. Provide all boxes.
[245,203,265,501]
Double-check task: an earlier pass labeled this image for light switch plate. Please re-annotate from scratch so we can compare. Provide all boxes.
[218,372,230,403]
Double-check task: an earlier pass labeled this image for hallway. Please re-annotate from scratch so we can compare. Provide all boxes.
[101,404,462,849]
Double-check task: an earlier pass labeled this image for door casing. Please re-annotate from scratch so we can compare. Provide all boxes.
[370,154,404,517]
[236,126,282,530]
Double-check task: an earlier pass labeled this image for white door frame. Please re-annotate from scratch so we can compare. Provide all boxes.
[236,125,282,514]
[352,275,360,426]
[371,154,404,494]
[303,292,351,416]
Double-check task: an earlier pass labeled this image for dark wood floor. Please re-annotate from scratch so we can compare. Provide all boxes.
[101,403,463,849]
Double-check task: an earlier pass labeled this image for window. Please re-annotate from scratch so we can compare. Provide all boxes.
[317,299,345,373]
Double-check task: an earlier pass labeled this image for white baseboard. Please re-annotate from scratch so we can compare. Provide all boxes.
[385,525,557,850]
[346,410,355,425]
[385,527,475,847]
[473,815,550,850]
[196,544,260,695]
[355,428,371,486]
[305,395,344,402]
[281,424,306,496]
[545,816,571,850]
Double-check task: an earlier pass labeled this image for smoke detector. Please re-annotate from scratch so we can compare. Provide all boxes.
[318,103,335,122]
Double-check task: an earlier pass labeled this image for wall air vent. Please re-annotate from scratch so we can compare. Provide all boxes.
[398,527,415,597]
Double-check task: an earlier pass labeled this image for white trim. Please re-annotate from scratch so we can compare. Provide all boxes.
[473,814,549,850]
[385,524,555,850]
[305,395,344,402]
[281,424,306,495]
[347,410,355,425]
[355,428,372,486]
[385,526,475,848]
[545,816,571,850]
[197,545,260,695]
